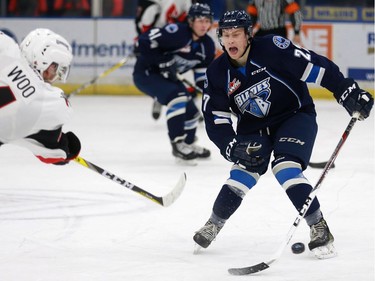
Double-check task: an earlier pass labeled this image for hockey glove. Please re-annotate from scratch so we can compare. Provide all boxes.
[225,138,266,173]
[158,57,178,82]
[334,78,373,120]
[53,132,81,165]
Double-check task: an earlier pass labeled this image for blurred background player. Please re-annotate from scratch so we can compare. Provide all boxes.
[133,3,215,164]
[135,0,192,120]
[247,0,302,45]
[0,29,80,165]
[193,10,373,258]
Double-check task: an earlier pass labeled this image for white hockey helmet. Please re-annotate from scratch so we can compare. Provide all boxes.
[0,31,21,59]
[20,28,73,83]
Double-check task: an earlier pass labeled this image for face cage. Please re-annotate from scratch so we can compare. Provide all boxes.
[47,62,70,84]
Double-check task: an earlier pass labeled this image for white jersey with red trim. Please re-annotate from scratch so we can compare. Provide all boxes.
[135,0,191,35]
[0,32,72,161]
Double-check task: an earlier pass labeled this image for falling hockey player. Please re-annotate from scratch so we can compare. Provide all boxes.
[193,10,373,259]
[0,30,81,165]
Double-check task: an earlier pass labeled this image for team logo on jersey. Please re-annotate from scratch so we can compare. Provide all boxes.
[234,78,271,118]
[165,23,179,33]
[228,78,241,95]
[273,36,290,49]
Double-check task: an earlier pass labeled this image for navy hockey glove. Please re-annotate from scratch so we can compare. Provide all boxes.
[53,132,81,165]
[158,57,178,82]
[225,138,266,173]
[334,78,373,120]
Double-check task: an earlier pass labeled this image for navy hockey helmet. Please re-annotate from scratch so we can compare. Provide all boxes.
[188,3,214,22]
[217,10,253,39]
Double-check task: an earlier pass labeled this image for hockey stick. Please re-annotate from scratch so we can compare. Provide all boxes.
[228,113,360,275]
[308,161,334,169]
[67,57,128,99]
[176,73,203,93]
[74,156,186,207]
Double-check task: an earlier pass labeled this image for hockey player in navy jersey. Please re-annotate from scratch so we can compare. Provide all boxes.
[133,3,216,164]
[135,0,192,120]
[193,10,373,259]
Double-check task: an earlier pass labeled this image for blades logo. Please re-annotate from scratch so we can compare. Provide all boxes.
[228,78,241,95]
[234,78,271,118]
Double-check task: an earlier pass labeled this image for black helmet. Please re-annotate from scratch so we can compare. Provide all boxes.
[217,10,253,38]
[188,3,214,22]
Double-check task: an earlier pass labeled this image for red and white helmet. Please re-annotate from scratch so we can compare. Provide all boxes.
[20,28,73,83]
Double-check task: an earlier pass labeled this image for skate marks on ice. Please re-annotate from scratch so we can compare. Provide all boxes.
[0,188,142,220]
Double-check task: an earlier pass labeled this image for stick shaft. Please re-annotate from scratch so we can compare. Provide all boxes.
[68,57,127,99]
[75,156,164,206]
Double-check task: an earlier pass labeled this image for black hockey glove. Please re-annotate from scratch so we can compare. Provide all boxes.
[225,138,266,173]
[158,57,178,82]
[53,132,81,165]
[334,78,373,120]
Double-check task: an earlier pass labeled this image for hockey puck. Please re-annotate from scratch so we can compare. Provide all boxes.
[291,242,305,254]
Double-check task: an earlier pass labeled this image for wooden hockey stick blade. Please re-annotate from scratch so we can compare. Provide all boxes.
[67,57,128,99]
[74,156,186,207]
[309,161,335,169]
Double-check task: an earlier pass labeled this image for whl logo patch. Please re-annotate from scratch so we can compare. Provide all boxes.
[228,78,241,95]
[234,78,271,118]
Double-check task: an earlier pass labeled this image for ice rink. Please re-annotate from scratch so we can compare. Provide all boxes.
[0,96,373,281]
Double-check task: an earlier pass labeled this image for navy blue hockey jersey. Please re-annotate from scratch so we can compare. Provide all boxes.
[135,22,216,75]
[202,35,346,155]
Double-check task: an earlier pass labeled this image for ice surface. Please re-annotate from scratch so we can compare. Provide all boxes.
[0,96,373,281]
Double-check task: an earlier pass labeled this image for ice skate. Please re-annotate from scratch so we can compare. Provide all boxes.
[152,99,162,120]
[308,218,337,259]
[191,143,211,158]
[171,140,197,166]
[193,220,222,250]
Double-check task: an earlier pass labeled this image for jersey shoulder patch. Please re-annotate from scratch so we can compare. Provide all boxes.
[165,23,179,33]
[272,36,290,49]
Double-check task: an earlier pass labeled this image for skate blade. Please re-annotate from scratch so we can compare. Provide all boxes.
[175,157,198,166]
[312,243,337,259]
[193,243,203,255]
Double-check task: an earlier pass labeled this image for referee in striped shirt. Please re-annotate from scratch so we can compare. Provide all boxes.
[247,0,302,44]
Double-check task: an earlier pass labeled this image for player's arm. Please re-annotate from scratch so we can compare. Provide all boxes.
[136,1,161,35]
[202,67,236,156]
[14,128,81,165]
[284,0,302,36]
[246,1,258,25]
[273,39,373,120]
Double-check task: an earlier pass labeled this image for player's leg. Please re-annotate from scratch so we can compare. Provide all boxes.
[193,134,272,249]
[193,165,260,248]
[133,71,196,161]
[272,112,336,259]
[184,99,210,158]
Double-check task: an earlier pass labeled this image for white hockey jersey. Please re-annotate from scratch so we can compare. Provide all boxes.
[0,32,72,162]
[135,0,192,35]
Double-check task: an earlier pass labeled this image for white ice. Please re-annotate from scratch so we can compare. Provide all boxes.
[0,96,373,281]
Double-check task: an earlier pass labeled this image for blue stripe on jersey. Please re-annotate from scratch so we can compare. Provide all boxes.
[166,100,187,115]
[305,65,321,83]
[213,115,232,125]
[230,168,257,189]
[274,167,302,185]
